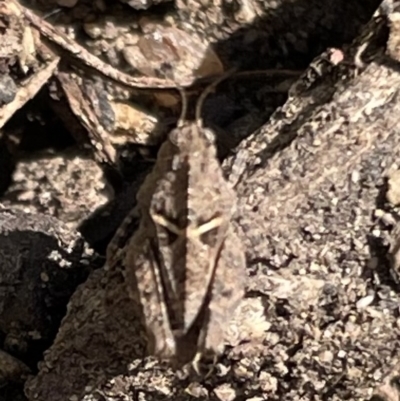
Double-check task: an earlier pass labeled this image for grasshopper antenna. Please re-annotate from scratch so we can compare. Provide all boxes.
[195,69,236,128]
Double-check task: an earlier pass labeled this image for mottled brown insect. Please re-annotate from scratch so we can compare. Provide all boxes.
[107,80,246,366]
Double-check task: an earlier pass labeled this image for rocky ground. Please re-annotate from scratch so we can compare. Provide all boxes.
[2,0,400,400]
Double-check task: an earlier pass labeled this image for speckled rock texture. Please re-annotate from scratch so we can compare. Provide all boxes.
[2,150,113,229]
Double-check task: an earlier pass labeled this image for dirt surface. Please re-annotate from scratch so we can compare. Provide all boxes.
[2,0,400,400]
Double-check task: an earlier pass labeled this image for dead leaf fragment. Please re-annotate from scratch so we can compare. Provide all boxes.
[0,57,60,129]
[19,26,36,73]
[57,71,116,164]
